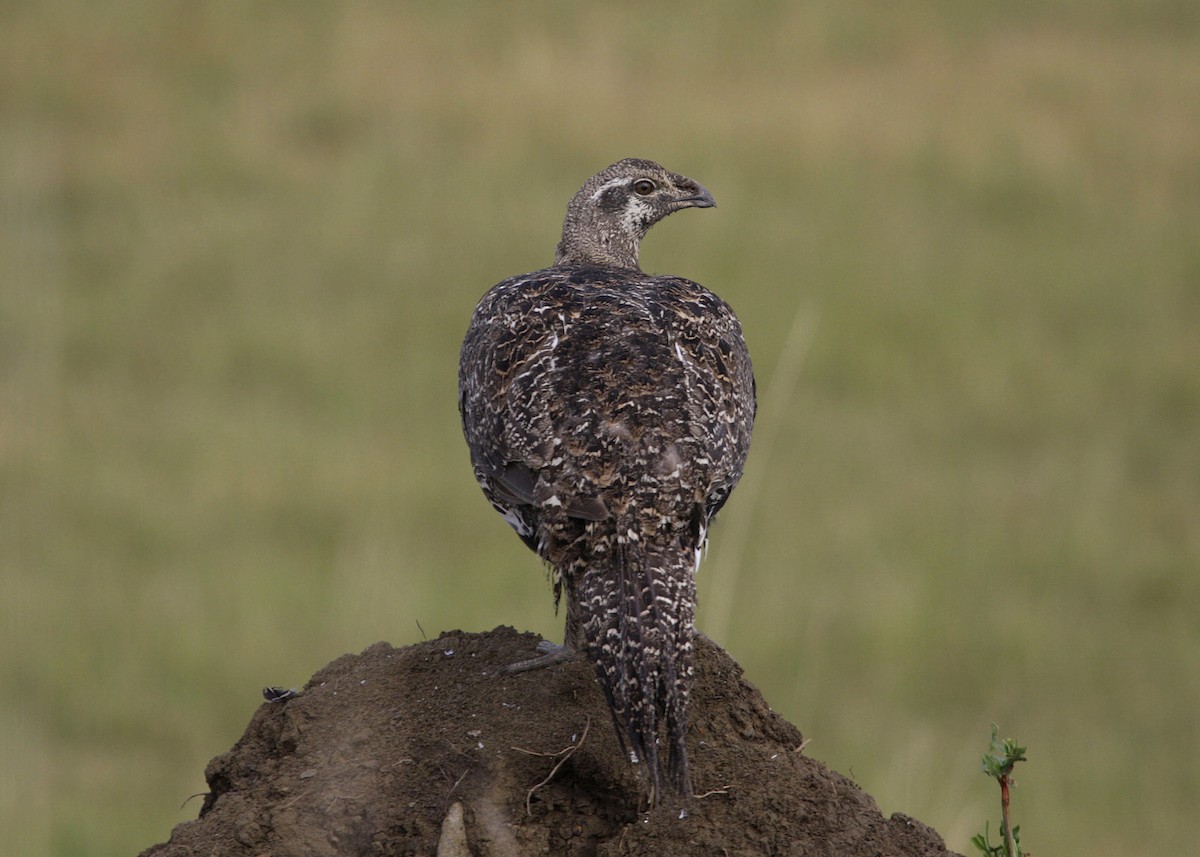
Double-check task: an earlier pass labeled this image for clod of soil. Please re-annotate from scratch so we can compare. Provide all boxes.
[139,627,963,856]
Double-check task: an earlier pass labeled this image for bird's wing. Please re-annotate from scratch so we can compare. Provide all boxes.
[459,267,753,525]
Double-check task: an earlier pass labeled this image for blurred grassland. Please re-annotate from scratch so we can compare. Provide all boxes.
[2,2,1198,855]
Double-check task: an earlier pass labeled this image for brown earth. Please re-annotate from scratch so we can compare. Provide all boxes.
[139,627,963,857]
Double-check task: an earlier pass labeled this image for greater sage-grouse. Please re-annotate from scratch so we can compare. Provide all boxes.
[458,158,755,803]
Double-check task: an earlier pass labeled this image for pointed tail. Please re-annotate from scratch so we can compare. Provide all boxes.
[578,526,698,803]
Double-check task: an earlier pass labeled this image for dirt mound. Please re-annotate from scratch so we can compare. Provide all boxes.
[139,627,962,856]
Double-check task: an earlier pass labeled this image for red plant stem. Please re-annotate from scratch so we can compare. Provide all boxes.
[999,774,1018,857]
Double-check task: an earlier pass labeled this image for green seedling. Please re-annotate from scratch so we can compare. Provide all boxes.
[971,724,1027,857]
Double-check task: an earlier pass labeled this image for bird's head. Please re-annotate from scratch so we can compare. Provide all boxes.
[554,158,715,271]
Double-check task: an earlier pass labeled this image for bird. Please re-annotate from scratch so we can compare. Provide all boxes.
[458,158,755,804]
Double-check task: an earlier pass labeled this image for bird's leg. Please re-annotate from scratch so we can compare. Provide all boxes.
[497,640,577,674]
[498,608,584,674]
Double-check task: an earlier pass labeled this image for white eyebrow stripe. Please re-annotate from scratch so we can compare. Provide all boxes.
[589,178,628,201]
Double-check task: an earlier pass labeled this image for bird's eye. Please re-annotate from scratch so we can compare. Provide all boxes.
[632,179,656,196]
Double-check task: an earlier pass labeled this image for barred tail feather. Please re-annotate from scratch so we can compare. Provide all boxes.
[581,526,697,803]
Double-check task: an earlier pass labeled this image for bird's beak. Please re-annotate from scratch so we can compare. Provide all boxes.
[675,184,716,209]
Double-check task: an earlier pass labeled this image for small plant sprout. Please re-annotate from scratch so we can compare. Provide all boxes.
[971,723,1027,857]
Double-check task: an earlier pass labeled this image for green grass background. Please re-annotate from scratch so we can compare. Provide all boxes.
[3,2,1197,854]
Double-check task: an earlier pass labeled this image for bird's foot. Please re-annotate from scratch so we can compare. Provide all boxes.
[498,640,577,675]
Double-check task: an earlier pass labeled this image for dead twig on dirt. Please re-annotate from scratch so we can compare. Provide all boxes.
[432,760,474,813]
[448,766,471,797]
[179,792,208,810]
[695,783,733,799]
[512,716,591,816]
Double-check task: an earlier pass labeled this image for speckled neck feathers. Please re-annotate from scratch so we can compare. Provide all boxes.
[554,157,715,271]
